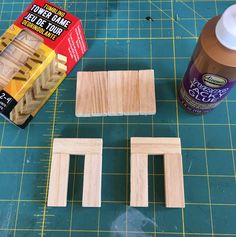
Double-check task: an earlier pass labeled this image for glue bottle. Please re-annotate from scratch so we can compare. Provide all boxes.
[178,5,236,114]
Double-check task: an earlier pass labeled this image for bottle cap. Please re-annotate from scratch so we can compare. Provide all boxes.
[215,4,236,50]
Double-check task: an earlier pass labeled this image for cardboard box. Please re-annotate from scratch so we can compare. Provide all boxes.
[0,0,87,128]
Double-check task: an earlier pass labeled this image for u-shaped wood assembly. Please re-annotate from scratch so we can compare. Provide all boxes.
[130,137,185,208]
[47,138,103,207]
[47,137,185,208]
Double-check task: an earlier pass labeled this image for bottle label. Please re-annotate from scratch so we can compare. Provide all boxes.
[178,62,236,114]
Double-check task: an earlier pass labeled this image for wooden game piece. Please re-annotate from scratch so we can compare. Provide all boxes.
[164,153,185,208]
[130,137,185,208]
[122,71,140,115]
[131,137,182,155]
[57,54,67,64]
[107,71,124,115]
[91,71,108,116]
[52,138,102,155]
[55,61,67,74]
[47,153,70,207]
[76,72,93,117]
[47,138,103,207]
[82,154,102,207]
[139,70,156,115]
[130,154,148,207]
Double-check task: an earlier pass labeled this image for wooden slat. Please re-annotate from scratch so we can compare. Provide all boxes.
[53,138,103,155]
[164,153,185,208]
[131,137,181,155]
[107,71,123,115]
[130,154,148,207]
[47,153,70,207]
[123,71,140,115]
[91,71,108,116]
[139,70,156,115]
[82,154,103,207]
[76,72,93,117]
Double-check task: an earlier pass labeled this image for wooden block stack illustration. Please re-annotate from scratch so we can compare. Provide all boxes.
[130,137,185,208]
[10,54,67,125]
[76,70,156,117]
[47,138,103,207]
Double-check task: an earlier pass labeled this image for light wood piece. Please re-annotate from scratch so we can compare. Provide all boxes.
[76,72,93,117]
[139,70,156,115]
[76,70,156,117]
[47,153,70,207]
[130,137,185,208]
[91,71,108,116]
[108,71,124,115]
[164,153,185,208]
[47,138,103,208]
[122,71,140,115]
[131,137,182,155]
[82,154,102,207]
[130,154,148,207]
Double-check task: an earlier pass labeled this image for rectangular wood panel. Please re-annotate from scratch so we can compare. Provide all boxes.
[107,71,123,115]
[164,153,185,208]
[91,71,108,116]
[76,72,93,117]
[47,153,70,207]
[130,154,148,207]
[131,137,181,155]
[53,138,103,155]
[82,154,103,207]
[123,71,140,115]
[139,70,156,115]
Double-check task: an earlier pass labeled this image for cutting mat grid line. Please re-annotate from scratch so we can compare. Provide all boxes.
[0,0,236,237]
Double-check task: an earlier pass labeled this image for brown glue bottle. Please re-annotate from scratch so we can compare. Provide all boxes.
[178,4,236,114]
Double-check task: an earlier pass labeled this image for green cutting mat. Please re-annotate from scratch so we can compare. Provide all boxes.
[1,0,236,236]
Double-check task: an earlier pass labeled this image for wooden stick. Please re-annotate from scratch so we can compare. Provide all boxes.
[123,71,140,115]
[131,137,181,155]
[76,72,93,117]
[107,71,124,115]
[53,138,102,155]
[130,154,148,207]
[164,153,185,208]
[47,153,70,207]
[82,154,102,207]
[91,71,108,116]
[139,70,156,115]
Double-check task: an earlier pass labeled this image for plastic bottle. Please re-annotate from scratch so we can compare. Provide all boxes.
[178,4,236,114]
